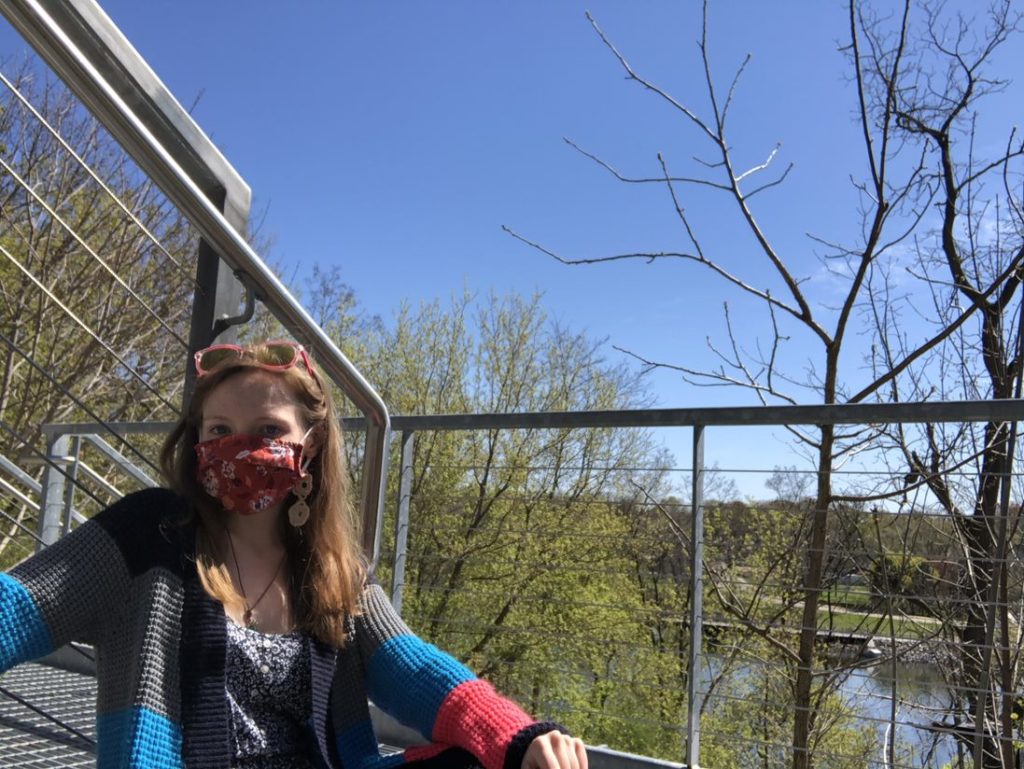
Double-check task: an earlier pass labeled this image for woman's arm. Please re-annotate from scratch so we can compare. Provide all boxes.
[0,488,169,671]
[354,580,586,769]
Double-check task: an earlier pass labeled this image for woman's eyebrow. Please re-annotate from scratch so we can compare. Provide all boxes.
[203,413,287,422]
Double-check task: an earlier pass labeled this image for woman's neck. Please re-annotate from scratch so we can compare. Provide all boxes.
[217,506,295,634]
[222,506,285,554]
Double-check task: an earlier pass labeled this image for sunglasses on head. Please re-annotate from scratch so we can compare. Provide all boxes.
[193,340,317,379]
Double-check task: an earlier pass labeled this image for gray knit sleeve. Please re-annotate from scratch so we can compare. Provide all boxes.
[12,515,131,648]
[0,498,139,667]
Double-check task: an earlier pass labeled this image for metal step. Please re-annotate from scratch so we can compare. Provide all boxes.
[0,662,96,768]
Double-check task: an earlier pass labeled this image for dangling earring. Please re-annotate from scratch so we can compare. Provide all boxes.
[289,473,313,528]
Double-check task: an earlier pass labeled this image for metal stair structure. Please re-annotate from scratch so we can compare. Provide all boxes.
[0,663,96,768]
[0,0,391,765]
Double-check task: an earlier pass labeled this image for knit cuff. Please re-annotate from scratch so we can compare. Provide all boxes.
[502,722,569,769]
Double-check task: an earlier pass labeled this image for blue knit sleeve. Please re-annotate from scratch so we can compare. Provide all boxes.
[0,571,55,670]
[0,490,161,671]
[350,581,564,769]
[352,581,472,736]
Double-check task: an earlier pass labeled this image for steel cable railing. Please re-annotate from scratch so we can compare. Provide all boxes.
[0,330,167,479]
[0,246,181,413]
[0,0,391,560]
[0,69,199,286]
[0,491,45,545]
[0,418,106,512]
[0,156,190,347]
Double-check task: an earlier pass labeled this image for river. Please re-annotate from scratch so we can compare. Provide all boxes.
[842,660,958,767]
[703,656,962,767]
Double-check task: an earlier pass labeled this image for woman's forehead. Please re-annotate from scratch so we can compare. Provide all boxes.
[203,370,300,414]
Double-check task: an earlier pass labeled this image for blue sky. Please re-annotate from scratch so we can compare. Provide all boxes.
[2,1,1021,498]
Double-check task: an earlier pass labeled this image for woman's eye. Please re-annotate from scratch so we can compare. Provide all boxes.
[260,424,285,437]
[208,425,230,436]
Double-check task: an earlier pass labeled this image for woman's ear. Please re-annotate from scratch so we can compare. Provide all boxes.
[302,422,326,460]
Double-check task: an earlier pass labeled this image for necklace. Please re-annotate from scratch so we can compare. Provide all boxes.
[225,528,285,630]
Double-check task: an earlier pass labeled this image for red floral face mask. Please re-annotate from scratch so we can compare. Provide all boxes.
[194,433,311,515]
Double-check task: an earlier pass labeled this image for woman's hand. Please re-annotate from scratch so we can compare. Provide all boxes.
[521,730,588,769]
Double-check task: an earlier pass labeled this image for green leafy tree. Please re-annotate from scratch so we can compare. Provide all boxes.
[315,289,687,755]
[869,553,937,608]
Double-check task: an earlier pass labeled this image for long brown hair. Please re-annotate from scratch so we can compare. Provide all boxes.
[160,344,365,646]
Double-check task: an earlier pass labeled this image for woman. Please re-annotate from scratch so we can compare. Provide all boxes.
[0,340,587,769]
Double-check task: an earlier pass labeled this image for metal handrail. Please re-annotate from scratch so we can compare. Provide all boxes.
[0,0,391,562]
[0,454,87,526]
[354,397,1024,430]
[34,398,1024,769]
[42,397,1024,436]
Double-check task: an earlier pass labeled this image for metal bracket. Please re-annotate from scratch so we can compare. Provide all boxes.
[212,270,262,338]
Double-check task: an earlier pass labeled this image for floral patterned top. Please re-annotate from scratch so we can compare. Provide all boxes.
[226,618,313,769]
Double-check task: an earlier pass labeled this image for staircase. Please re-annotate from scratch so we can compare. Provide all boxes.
[0,663,95,767]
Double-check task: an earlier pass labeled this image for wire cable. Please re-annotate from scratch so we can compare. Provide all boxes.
[0,69,199,287]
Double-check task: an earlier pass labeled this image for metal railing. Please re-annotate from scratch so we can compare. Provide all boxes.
[374,400,1024,769]
[0,0,390,561]
[0,3,389,763]
[31,398,1024,768]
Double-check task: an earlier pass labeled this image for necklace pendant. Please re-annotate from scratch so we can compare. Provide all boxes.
[243,608,256,629]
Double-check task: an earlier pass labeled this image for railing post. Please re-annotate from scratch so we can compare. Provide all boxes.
[184,196,246,403]
[37,433,69,549]
[363,421,393,567]
[60,435,81,537]
[391,430,414,613]
[686,424,705,768]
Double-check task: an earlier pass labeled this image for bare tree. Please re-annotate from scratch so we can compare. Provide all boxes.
[506,1,1023,766]
[855,2,1024,762]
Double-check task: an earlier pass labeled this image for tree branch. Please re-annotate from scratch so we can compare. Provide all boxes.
[563,137,729,190]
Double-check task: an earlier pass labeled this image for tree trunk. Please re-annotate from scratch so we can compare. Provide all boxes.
[792,425,834,769]
[960,418,1012,769]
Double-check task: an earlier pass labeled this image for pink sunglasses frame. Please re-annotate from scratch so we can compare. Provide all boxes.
[193,340,317,379]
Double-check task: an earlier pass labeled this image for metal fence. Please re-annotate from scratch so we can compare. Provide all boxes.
[372,403,1024,769]
[25,401,1024,769]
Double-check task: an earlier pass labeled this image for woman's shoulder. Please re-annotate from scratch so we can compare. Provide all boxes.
[92,487,187,526]
[90,487,192,562]
[9,488,192,584]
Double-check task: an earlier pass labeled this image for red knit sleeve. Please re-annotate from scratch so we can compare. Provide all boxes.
[431,679,533,769]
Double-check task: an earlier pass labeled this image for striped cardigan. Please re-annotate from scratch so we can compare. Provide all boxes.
[0,488,559,769]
